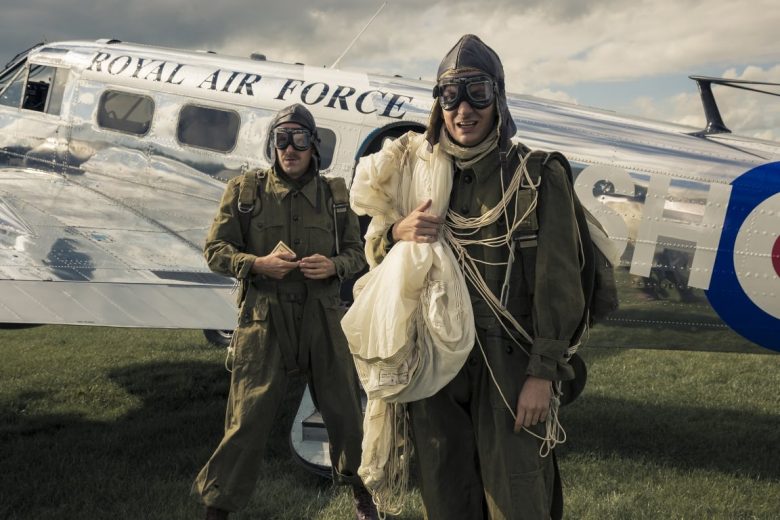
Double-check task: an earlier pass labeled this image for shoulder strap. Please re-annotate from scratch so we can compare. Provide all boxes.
[324,176,350,255]
[237,168,266,242]
[522,149,547,188]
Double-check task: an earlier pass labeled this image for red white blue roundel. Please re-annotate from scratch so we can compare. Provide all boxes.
[706,162,780,351]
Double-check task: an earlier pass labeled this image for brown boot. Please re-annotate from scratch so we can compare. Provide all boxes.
[205,506,229,520]
[352,485,379,520]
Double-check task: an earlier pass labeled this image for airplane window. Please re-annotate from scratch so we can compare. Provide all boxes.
[46,68,69,116]
[0,61,24,95]
[97,90,154,136]
[265,126,336,170]
[177,105,240,153]
[0,67,25,109]
[21,65,55,112]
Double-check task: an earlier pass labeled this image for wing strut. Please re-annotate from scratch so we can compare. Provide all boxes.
[689,75,780,137]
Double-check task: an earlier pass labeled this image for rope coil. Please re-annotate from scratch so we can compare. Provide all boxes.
[444,148,580,455]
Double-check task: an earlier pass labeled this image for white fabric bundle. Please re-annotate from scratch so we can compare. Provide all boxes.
[343,132,474,403]
[341,132,475,506]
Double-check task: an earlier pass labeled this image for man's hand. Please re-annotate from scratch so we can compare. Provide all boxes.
[300,254,336,280]
[251,253,299,280]
[392,199,444,243]
[514,376,553,432]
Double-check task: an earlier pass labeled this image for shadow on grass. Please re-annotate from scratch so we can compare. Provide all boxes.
[559,393,780,481]
[3,357,776,519]
[0,360,328,519]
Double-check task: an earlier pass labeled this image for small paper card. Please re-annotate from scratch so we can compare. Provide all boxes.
[271,240,295,257]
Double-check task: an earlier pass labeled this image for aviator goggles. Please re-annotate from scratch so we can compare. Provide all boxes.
[433,75,496,111]
[273,128,313,151]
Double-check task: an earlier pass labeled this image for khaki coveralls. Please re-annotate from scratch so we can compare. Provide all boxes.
[194,167,367,512]
[370,148,584,520]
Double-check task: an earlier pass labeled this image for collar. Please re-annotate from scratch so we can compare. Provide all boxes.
[268,167,321,207]
[460,147,500,185]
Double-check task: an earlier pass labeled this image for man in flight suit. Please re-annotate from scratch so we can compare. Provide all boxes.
[363,35,585,519]
[193,104,378,520]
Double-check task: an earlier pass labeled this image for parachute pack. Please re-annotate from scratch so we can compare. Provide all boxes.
[521,150,619,340]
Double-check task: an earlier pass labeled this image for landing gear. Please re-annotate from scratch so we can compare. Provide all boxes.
[203,329,232,348]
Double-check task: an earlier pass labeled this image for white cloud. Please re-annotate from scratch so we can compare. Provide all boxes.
[629,65,780,139]
[1,0,778,139]
[530,88,579,105]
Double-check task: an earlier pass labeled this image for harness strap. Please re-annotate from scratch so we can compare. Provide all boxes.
[237,168,265,241]
[324,176,350,255]
[512,150,545,292]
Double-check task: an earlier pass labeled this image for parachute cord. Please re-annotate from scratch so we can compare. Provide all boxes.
[369,403,412,518]
[224,329,237,373]
[448,150,566,456]
[474,333,566,458]
[225,277,241,373]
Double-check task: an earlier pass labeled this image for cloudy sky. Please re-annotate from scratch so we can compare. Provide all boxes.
[3,0,780,139]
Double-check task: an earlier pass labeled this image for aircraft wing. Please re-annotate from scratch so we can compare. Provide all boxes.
[0,164,236,329]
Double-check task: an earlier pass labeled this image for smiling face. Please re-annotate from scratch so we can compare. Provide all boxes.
[275,122,313,178]
[441,72,497,147]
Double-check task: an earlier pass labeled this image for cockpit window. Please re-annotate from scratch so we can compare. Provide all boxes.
[0,64,25,109]
[45,68,68,116]
[0,60,24,94]
[22,65,54,112]
[97,90,155,136]
[177,104,240,153]
[0,63,68,114]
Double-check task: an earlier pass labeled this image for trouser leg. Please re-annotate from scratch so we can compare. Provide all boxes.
[408,365,487,520]
[192,321,287,512]
[407,329,560,520]
[475,331,556,520]
[307,305,364,485]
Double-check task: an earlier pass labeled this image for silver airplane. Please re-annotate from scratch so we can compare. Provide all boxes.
[1,39,778,473]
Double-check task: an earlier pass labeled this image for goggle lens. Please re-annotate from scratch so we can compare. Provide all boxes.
[274,129,312,151]
[437,77,495,110]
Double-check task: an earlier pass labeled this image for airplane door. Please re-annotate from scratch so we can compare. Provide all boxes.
[6,63,71,174]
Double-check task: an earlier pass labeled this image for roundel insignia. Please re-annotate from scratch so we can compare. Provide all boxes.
[706,162,780,351]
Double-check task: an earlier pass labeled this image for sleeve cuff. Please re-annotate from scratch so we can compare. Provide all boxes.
[526,354,575,381]
[235,254,257,279]
[526,338,574,381]
[331,256,347,281]
[383,223,396,252]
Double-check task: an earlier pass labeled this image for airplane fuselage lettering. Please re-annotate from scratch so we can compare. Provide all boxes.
[86,51,112,72]
[275,79,305,100]
[355,90,382,114]
[87,51,414,119]
[165,63,185,85]
[380,93,412,119]
[107,55,132,76]
[143,62,166,82]
[220,71,241,92]
[235,74,261,96]
[576,164,732,291]
[300,82,329,105]
[325,85,356,110]
[89,52,187,87]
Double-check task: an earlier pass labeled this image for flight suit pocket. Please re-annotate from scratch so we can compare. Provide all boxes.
[250,220,285,256]
[239,287,269,324]
[233,291,270,366]
[305,220,334,257]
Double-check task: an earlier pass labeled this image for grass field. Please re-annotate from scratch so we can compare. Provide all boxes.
[1,325,778,519]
